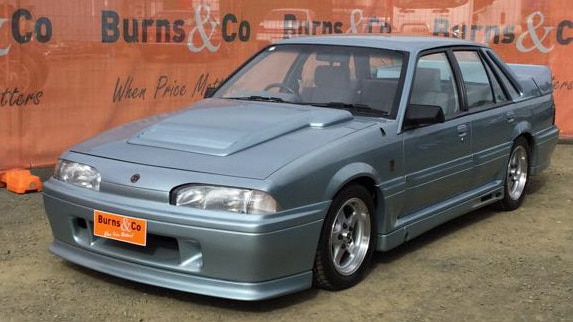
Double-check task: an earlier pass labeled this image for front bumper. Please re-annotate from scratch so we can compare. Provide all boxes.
[49,240,313,301]
[43,179,327,300]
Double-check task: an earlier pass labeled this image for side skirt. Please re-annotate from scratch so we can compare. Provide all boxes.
[376,180,504,252]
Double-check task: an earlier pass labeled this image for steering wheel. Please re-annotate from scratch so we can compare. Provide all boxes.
[263,83,297,95]
[263,83,302,102]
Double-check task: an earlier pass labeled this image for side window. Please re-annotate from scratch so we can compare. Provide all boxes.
[410,52,460,117]
[485,50,521,99]
[454,51,496,109]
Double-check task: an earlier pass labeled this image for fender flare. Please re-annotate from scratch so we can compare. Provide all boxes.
[323,162,380,201]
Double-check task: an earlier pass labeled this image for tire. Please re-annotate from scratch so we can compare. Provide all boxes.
[313,185,376,290]
[498,137,530,211]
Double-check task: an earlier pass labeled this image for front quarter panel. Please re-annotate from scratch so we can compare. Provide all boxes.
[268,121,404,235]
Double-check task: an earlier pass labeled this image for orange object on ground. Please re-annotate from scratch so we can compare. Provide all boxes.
[0,169,43,194]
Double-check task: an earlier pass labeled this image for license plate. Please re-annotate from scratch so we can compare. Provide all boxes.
[93,210,147,246]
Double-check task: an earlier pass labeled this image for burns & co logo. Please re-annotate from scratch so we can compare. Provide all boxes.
[434,11,572,53]
[93,210,147,246]
[101,4,250,54]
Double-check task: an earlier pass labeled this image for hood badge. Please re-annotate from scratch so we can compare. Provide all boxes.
[130,174,141,183]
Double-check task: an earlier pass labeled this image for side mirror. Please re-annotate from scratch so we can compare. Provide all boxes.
[404,104,445,130]
[204,87,217,98]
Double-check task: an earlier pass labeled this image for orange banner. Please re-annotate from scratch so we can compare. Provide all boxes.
[0,0,572,171]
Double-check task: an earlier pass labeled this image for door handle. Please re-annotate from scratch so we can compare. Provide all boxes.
[506,112,516,123]
[457,124,468,142]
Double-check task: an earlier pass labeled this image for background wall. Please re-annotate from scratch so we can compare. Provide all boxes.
[1,0,571,171]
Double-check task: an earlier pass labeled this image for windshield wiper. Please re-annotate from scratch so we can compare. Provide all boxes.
[227,95,286,103]
[307,102,389,116]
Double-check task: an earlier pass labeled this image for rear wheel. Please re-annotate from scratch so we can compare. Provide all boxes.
[313,185,375,290]
[498,137,530,211]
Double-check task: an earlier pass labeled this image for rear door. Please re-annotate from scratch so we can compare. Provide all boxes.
[452,50,516,188]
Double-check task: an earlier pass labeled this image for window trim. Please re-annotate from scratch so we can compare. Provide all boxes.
[482,49,522,100]
[477,49,509,105]
[484,49,523,97]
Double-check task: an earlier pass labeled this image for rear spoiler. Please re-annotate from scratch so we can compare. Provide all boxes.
[508,64,553,97]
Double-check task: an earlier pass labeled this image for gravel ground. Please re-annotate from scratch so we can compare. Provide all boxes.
[0,145,571,322]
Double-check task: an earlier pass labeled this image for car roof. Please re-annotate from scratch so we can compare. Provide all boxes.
[275,35,488,53]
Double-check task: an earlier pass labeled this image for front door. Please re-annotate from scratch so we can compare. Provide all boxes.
[401,51,473,219]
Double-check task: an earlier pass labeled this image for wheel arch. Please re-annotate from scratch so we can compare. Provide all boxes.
[511,120,535,162]
[512,129,534,163]
[512,122,533,147]
[324,162,380,205]
[323,163,383,237]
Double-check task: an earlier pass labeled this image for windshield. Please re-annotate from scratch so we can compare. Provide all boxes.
[213,44,406,118]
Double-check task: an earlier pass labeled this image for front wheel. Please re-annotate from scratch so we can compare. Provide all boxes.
[498,137,530,211]
[313,185,376,290]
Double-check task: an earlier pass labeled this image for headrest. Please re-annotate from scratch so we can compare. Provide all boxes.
[413,67,441,92]
[314,65,350,88]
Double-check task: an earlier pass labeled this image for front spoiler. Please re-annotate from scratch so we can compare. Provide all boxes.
[50,239,313,301]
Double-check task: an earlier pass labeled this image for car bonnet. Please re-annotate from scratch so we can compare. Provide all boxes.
[71,99,371,180]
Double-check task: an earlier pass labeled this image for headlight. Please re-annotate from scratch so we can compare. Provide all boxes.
[54,160,101,191]
[172,185,281,215]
